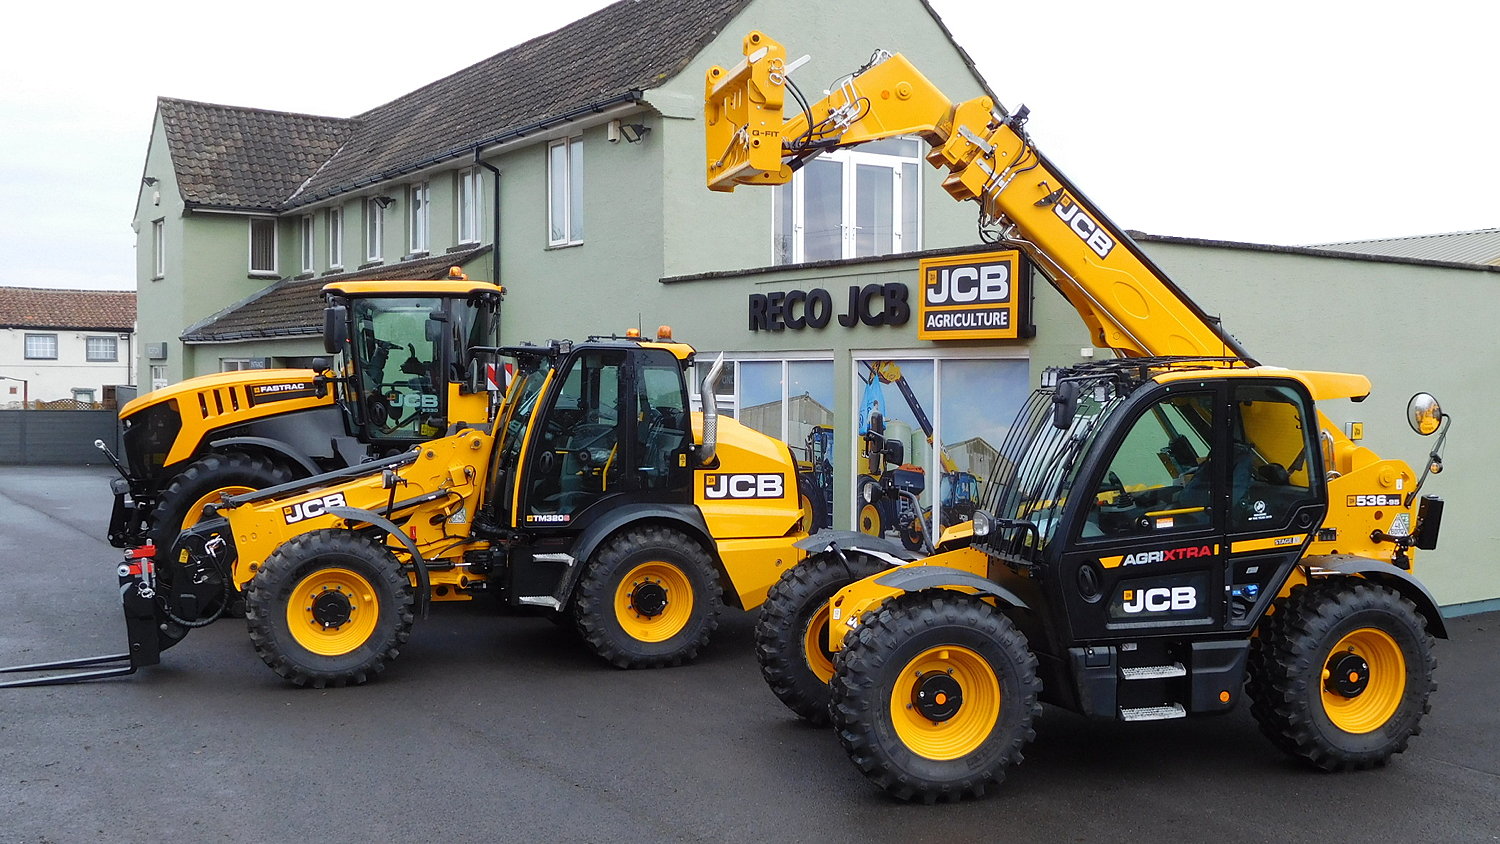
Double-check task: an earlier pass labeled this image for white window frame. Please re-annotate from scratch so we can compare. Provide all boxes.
[408,181,430,255]
[328,206,344,270]
[547,137,584,247]
[85,336,118,362]
[772,139,922,265]
[150,365,168,391]
[24,333,58,360]
[249,217,278,276]
[366,199,385,262]
[72,388,96,404]
[151,219,165,280]
[299,214,315,274]
[458,167,483,244]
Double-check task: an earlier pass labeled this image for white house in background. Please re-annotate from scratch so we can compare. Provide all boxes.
[0,287,136,406]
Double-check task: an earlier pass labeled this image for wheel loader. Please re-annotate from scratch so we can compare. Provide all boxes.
[707,31,1452,801]
[3,330,809,687]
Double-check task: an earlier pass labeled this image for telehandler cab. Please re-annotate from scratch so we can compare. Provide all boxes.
[708,32,1452,801]
[3,331,810,687]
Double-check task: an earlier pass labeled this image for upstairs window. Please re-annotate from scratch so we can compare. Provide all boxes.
[299,215,315,273]
[458,167,483,244]
[772,137,921,265]
[408,182,429,255]
[365,198,385,262]
[548,137,583,246]
[249,218,277,275]
[24,334,58,360]
[86,336,118,362]
[328,206,344,269]
[151,219,165,280]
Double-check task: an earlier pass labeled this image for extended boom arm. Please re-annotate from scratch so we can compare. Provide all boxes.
[705,31,1254,363]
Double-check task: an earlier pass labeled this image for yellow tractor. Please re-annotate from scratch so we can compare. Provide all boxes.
[6,331,809,687]
[105,270,504,577]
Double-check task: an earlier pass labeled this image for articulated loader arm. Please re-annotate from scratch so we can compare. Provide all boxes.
[705,31,1253,363]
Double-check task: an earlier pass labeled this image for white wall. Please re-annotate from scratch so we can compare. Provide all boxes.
[0,328,133,404]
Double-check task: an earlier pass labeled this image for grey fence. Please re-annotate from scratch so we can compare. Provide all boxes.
[0,410,121,465]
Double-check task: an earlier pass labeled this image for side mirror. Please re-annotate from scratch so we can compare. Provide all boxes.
[425,308,447,343]
[323,305,349,355]
[1407,393,1444,436]
[882,438,905,467]
[1053,381,1080,430]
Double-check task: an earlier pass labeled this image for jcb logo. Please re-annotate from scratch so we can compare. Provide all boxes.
[1121,586,1197,614]
[925,264,1010,305]
[1053,194,1115,259]
[283,492,348,525]
[389,392,439,410]
[703,473,785,499]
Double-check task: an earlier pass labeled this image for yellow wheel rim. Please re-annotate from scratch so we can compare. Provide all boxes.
[175,485,254,562]
[798,491,817,534]
[286,567,380,656]
[614,561,694,643]
[890,645,1001,760]
[1321,627,1405,734]
[802,602,836,683]
[179,485,256,532]
[858,503,882,536]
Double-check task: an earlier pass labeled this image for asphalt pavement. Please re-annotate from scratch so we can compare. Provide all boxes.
[1,466,1496,843]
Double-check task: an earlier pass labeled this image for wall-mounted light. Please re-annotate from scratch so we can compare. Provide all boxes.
[372,195,395,210]
[142,176,158,186]
[620,123,651,144]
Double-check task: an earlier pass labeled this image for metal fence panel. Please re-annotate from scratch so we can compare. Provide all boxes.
[0,411,121,465]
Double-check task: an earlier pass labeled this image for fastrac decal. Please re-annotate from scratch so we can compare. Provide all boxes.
[248,382,319,405]
[1121,586,1198,614]
[282,492,347,525]
[1120,545,1214,566]
[703,473,786,500]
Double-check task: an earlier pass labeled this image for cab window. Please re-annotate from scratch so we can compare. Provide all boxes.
[1085,392,1216,537]
[1230,384,1318,532]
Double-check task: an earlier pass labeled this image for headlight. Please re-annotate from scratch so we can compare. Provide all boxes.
[971,509,993,538]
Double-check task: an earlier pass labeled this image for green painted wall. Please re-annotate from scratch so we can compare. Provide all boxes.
[1141,238,1497,608]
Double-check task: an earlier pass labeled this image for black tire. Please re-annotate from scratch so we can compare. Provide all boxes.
[1247,579,1436,771]
[831,591,1041,803]
[573,527,722,669]
[754,552,888,724]
[151,452,295,618]
[245,529,414,688]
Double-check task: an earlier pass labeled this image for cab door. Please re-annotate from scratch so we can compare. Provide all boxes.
[1053,384,1231,641]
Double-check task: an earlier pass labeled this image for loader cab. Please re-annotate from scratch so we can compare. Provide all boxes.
[977,360,1326,646]
[323,280,503,448]
[486,340,693,531]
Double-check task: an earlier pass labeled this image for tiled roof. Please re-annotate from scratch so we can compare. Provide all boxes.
[1311,228,1500,267]
[0,287,136,331]
[158,98,356,211]
[181,246,490,343]
[158,0,752,213]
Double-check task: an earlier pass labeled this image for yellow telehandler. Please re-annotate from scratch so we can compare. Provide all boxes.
[707,31,1451,801]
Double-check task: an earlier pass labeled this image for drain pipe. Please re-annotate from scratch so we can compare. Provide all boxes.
[474,150,502,341]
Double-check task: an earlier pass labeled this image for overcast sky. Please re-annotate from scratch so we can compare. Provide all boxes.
[2,0,1492,292]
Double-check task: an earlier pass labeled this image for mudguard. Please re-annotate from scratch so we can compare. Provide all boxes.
[794,530,920,568]
[872,564,1031,611]
[327,506,431,618]
[1308,554,1448,638]
[210,436,323,476]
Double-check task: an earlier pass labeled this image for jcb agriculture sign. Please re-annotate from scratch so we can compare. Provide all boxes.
[917,250,1032,341]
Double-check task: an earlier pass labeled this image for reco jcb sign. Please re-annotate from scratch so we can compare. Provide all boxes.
[917,250,1032,341]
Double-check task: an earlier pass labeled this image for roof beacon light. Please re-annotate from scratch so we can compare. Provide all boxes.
[447,267,467,280]
[626,328,642,338]
[657,325,673,341]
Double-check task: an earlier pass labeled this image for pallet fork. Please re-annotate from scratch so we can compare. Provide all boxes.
[0,545,165,688]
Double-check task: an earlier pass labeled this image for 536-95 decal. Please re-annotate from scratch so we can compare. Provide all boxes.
[1348,494,1402,507]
